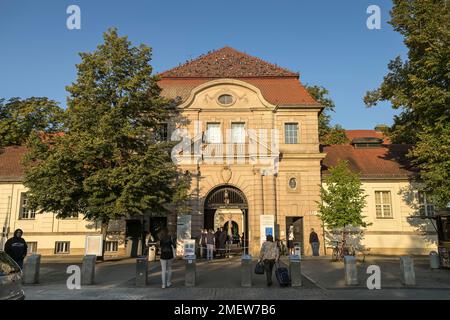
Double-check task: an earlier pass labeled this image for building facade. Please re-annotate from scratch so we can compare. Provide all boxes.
[0,48,437,257]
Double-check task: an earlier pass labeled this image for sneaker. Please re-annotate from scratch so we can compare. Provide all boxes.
[167,282,172,287]
[162,285,166,289]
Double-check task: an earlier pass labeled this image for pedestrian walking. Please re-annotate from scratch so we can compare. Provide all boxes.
[259,235,279,286]
[287,225,295,255]
[206,229,215,260]
[158,228,175,288]
[200,229,207,259]
[218,227,227,257]
[309,228,320,256]
[4,229,28,269]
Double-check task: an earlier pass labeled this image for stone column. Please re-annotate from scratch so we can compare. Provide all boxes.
[185,257,196,287]
[344,256,358,286]
[81,255,96,285]
[289,255,302,287]
[241,254,252,287]
[23,254,41,284]
[136,257,148,287]
[400,256,416,286]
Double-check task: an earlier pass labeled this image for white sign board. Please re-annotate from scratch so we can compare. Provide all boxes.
[85,235,103,256]
[260,215,275,246]
[183,239,196,258]
[176,215,191,257]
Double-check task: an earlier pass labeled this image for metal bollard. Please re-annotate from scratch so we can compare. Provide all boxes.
[81,255,96,285]
[289,255,302,287]
[23,254,41,284]
[429,251,440,269]
[344,255,358,286]
[241,254,252,287]
[136,257,148,287]
[400,256,416,286]
[185,255,196,287]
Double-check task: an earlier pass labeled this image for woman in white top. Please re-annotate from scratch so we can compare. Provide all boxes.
[259,235,280,286]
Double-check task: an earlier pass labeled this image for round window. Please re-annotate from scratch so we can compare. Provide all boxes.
[289,177,297,189]
[218,94,234,105]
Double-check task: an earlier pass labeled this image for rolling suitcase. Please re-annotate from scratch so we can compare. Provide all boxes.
[275,262,291,287]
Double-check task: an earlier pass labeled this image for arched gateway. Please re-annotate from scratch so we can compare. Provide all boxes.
[203,185,249,254]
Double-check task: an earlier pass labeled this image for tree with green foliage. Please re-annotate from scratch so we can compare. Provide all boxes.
[23,28,189,258]
[305,85,348,145]
[364,0,449,208]
[0,97,64,147]
[317,161,369,246]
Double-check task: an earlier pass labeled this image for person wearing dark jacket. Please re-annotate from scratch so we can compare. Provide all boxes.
[218,228,227,257]
[5,229,28,269]
[158,228,175,288]
[309,228,320,256]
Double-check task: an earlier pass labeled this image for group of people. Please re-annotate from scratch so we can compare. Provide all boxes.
[198,228,245,260]
[1,226,320,289]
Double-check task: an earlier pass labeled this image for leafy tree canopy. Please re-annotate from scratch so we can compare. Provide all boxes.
[0,97,64,147]
[23,28,188,226]
[318,160,369,229]
[305,85,348,145]
[364,0,449,208]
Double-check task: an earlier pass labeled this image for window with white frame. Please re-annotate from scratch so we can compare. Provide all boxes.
[27,242,38,254]
[417,192,435,217]
[205,123,221,143]
[105,241,119,252]
[284,123,298,144]
[231,122,245,144]
[19,193,36,219]
[54,241,70,254]
[375,191,393,218]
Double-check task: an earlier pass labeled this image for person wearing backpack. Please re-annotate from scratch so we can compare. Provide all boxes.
[158,228,175,288]
[258,235,279,286]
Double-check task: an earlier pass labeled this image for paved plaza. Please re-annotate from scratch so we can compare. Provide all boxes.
[23,255,450,300]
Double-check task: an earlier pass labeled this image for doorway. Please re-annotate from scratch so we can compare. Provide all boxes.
[286,217,304,254]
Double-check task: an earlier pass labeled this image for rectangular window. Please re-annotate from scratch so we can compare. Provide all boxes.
[155,123,168,142]
[105,241,119,252]
[284,123,298,144]
[375,191,393,218]
[27,242,38,254]
[19,193,36,219]
[417,192,435,217]
[231,122,245,144]
[54,241,70,254]
[206,123,221,143]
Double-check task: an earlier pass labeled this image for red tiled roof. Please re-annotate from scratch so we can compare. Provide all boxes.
[0,146,27,181]
[159,47,299,78]
[158,77,319,105]
[157,47,319,106]
[322,144,416,179]
[345,130,391,144]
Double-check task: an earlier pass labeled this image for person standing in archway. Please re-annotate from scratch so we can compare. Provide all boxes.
[206,229,215,261]
[218,227,227,258]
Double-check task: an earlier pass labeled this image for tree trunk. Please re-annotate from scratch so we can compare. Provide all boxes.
[99,220,109,261]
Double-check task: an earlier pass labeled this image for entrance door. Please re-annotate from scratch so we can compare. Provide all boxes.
[125,219,142,257]
[286,217,304,254]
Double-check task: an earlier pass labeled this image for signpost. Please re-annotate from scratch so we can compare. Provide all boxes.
[176,215,192,257]
[260,215,275,246]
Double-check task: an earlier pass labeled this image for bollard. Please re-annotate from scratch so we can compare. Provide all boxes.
[81,255,96,285]
[289,255,302,287]
[400,256,416,286]
[429,251,440,269]
[23,254,41,284]
[136,257,148,287]
[185,255,196,287]
[344,255,358,286]
[241,254,252,287]
[148,245,156,262]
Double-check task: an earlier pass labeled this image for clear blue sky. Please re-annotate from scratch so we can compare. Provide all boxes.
[0,0,406,129]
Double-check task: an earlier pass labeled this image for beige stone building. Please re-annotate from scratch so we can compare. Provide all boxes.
[0,47,437,257]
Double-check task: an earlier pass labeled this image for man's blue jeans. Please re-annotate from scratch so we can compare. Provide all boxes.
[311,242,320,256]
